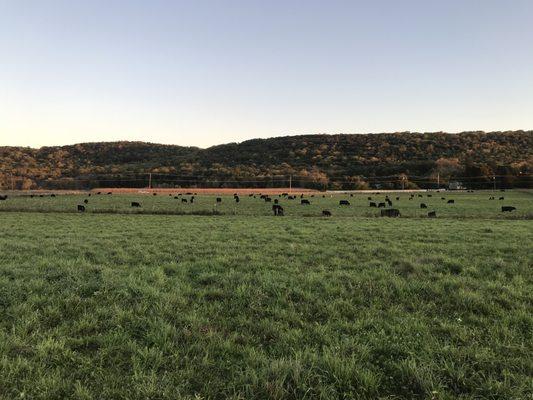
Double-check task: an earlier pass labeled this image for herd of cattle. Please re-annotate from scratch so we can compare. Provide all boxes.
[0,191,519,217]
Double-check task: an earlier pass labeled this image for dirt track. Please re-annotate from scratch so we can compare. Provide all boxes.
[92,187,319,195]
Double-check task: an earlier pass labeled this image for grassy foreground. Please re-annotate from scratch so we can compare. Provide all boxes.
[0,213,531,399]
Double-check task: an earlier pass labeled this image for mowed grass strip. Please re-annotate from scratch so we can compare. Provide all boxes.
[0,213,531,399]
[0,190,532,219]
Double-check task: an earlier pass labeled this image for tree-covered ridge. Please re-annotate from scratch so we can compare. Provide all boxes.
[1,131,532,189]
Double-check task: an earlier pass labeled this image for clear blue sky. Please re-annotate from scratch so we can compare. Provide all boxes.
[1,0,532,148]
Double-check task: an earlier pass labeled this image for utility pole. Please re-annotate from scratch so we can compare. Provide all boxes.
[437,173,440,189]
[148,173,152,189]
[289,175,292,193]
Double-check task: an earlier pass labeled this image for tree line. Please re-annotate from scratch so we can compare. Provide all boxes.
[1,131,531,190]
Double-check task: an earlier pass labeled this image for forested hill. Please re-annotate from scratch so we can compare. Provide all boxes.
[1,131,532,190]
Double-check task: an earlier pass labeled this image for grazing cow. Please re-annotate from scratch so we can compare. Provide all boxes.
[369,202,377,207]
[131,202,141,207]
[83,199,89,204]
[489,196,495,200]
[428,211,437,218]
[381,208,400,217]
[418,194,423,198]
[282,193,288,196]
[501,206,516,212]
[249,193,254,197]
[350,194,354,197]
[153,193,157,196]
[447,199,454,204]
[274,199,279,204]
[378,202,386,208]
[97,192,102,195]
[300,194,304,198]
[427,194,432,197]
[499,197,504,200]
[0,195,7,201]
[39,195,44,198]
[51,194,56,197]
[322,195,325,198]
[182,198,188,203]
[301,199,310,205]
[107,192,112,195]
[272,204,284,216]
[216,197,222,203]
[234,196,240,203]
[264,197,272,202]
[88,193,91,197]
[77,205,85,212]
[396,197,400,201]
[386,199,392,206]
[441,197,446,200]
[339,200,350,206]
[190,197,195,204]
[368,197,372,200]
[420,203,427,209]
[174,196,179,199]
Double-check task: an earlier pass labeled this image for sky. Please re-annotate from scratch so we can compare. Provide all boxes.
[1,0,532,148]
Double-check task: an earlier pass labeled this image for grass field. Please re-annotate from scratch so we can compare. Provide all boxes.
[0,190,532,219]
[0,192,532,399]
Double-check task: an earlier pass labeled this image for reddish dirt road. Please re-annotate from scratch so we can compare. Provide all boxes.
[93,187,320,195]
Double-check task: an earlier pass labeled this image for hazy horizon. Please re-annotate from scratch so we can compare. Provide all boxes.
[2,0,532,148]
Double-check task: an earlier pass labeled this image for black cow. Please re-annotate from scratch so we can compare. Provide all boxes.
[272,204,284,216]
[83,199,89,204]
[501,206,516,212]
[97,191,102,195]
[274,199,279,204]
[51,194,56,197]
[131,202,141,207]
[216,197,222,203]
[0,195,7,201]
[182,198,188,203]
[499,197,504,200]
[339,200,350,206]
[489,196,495,200]
[190,197,195,204]
[427,194,432,197]
[322,210,332,217]
[301,199,310,205]
[378,202,386,208]
[420,203,428,209]
[428,211,437,218]
[396,197,400,201]
[234,196,240,203]
[88,193,91,197]
[77,205,85,212]
[350,194,354,197]
[369,202,377,207]
[447,199,454,204]
[381,209,400,217]
[368,197,372,200]
[264,197,272,202]
[174,196,179,199]
[441,197,446,200]
[418,194,423,198]
[107,192,112,195]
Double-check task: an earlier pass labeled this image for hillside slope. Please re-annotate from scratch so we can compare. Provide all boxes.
[1,131,532,189]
